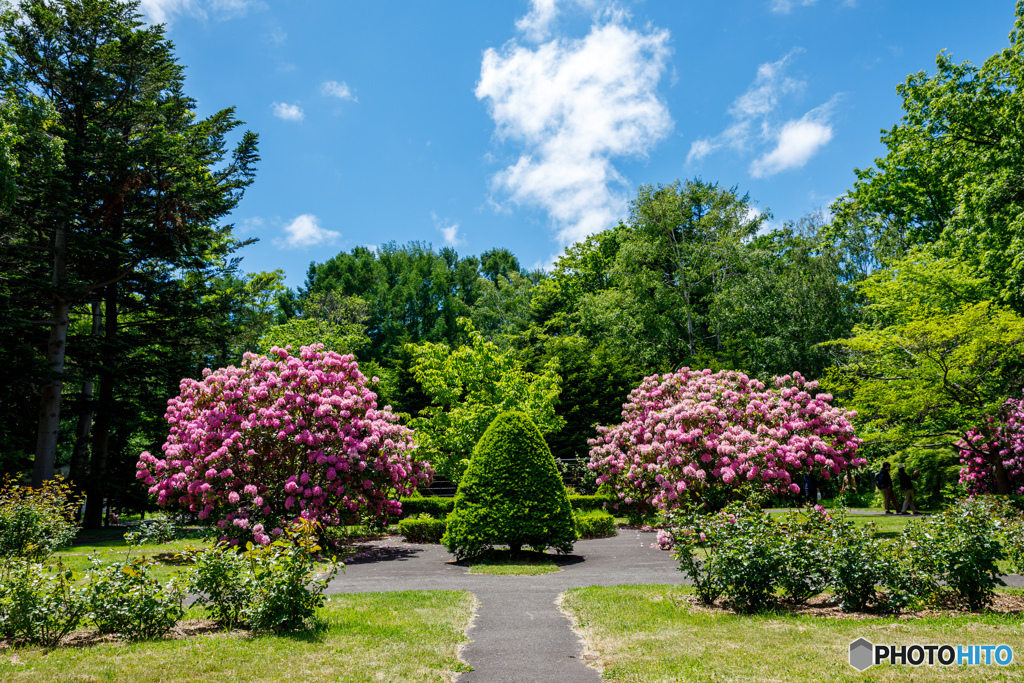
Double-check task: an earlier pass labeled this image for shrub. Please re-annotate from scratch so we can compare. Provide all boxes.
[0,476,79,559]
[85,556,184,641]
[567,494,616,512]
[398,497,455,519]
[0,558,87,647]
[775,507,832,604]
[574,510,616,539]
[958,392,1024,495]
[443,412,577,560]
[123,518,180,546]
[241,520,340,633]
[588,369,865,517]
[137,345,431,546]
[901,497,1009,610]
[184,543,249,629]
[822,511,889,612]
[398,515,446,544]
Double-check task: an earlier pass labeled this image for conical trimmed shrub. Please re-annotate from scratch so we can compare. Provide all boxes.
[442,411,576,559]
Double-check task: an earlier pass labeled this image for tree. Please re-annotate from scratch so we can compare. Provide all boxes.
[829,1,1024,311]
[442,411,576,559]
[0,0,258,496]
[407,319,564,483]
[137,346,430,545]
[826,251,1024,494]
[589,369,864,514]
[711,218,860,379]
[574,180,766,372]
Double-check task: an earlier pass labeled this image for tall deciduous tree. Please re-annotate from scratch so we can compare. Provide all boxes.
[829,1,1024,311]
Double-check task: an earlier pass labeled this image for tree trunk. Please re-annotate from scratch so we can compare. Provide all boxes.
[69,299,103,489]
[33,221,70,486]
[84,284,117,529]
[992,455,1012,496]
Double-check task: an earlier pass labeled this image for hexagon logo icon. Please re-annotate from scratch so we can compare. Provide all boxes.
[849,638,874,671]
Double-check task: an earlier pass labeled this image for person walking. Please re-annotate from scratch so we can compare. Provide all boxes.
[876,462,898,514]
[897,464,920,515]
[803,471,818,506]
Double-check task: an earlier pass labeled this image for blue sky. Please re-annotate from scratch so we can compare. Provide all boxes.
[141,0,1016,287]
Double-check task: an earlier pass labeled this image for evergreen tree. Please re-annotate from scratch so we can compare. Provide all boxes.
[443,411,576,559]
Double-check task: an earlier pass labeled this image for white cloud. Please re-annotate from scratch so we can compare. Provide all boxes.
[274,214,341,249]
[515,0,613,42]
[271,102,304,121]
[750,104,834,177]
[769,0,817,14]
[139,0,253,25]
[432,212,464,246]
[688,52,838,176]
[478,19,672,246]
[321,80,357,102]
[687,50,804,163]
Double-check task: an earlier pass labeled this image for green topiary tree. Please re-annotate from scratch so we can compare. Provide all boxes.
[442,411,576,559]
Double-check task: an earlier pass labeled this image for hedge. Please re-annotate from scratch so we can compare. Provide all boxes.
[397,517,447,544]
[575,510,617,539]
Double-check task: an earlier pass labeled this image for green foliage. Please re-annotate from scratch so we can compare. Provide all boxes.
[829,1,1024,309]
[398,515,447,544]
[442,412,576,560]
[0,476,79,559]
[257,291,370,358]
[901,497,1012,611]
[567,494,616,512]
[183,543,249,630]
[240,521,340,633]
[0,558,87,647]
[85,556,184,641]
[398,496,455,519]
[123,518,180,547]
[826,251,1024,466]
[573,510,616,539]
[408,320,565,483]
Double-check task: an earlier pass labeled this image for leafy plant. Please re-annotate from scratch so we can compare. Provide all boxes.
[573,510,616,539]
[137,345,431,546]
[398,515,447,544]
[241,519,340,633]
[85,556,184,641]
[443,411,577,560]
[123,518,179,546]
[901,496,1010,610]
[184,543,250,630]
[0,475,79,559]
[0,558,87,647]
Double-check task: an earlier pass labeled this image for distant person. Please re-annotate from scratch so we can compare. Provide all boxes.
[875,462,898,514]
[803,472,818,505]
[840,469,857,494]
[897,464,920,515]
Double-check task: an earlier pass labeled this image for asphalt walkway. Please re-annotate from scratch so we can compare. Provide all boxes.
[325,531,1024,683]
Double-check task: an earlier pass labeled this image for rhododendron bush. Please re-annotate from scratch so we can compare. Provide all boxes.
[137,345,431,544]
[958,393,1024,496]
[588,368,864,511]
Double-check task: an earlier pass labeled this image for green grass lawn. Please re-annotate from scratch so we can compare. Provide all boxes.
[465,549,560,575]
[561,584,1024,682]
[0,590,475,683]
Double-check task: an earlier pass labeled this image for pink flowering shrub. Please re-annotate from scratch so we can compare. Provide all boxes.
[136,345,431,545]
[588,368,864,512]
[958,394,1024,496]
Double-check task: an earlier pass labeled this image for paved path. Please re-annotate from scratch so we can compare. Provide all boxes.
[324,531,1024,682]
[326,531,684,683]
